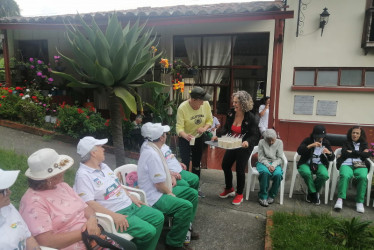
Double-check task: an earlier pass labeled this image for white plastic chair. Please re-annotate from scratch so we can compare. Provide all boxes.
[114,164,148,205]
[40,247,57,250]
[95,212,134,241]
[245,146,288,205]
[329,148,374,207]
[289,152,332,204]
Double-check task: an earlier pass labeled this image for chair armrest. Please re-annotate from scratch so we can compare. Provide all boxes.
[122,185,148,205]
[40,247,57,250]
[96,212,134,241]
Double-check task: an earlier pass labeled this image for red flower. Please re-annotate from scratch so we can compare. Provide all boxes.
[8,90,12,94]
[0,104,2,107]
[89,106,95,112]
[60,101,66,109]
[1,95,5,99]
[31,96,37,99]
[104,119,110,126]
[15,87,22,90]
[77,108,84,114]
[86,116,90,119]
[19,93,24,97]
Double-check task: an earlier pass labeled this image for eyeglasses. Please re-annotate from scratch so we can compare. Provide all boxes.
[0,189,7,196]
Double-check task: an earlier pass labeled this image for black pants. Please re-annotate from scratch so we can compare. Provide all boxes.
[179,136,204,178]
[222,147,252,195]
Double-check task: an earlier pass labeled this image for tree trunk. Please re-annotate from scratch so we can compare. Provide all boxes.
[108,89,126,167]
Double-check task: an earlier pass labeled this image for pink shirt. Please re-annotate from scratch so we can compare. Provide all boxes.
[20,182,88,250]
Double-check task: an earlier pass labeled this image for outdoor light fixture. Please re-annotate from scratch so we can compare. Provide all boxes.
[319,7,330,36]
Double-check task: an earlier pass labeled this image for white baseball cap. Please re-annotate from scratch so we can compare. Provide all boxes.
[141,122,170,141]
[26,148,74,180]
[0,169,20,189]
[77,136,108,157]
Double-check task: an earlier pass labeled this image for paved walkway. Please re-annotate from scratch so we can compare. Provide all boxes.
[1,126,373,250]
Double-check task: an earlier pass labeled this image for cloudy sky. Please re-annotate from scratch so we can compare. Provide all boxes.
[15,0,271,17]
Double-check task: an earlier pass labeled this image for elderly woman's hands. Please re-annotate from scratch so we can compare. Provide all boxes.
[242,141,249,148]
[112,213,130,232]
[82,216,101,236]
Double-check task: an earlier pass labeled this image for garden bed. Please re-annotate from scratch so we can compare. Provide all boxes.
[268,211,374,249]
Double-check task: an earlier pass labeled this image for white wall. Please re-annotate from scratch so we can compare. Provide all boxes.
[280,0,374,125]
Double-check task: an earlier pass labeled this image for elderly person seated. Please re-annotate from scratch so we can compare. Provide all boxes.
[256,129,284,207]
[161,143,199,191]
[0,169,40,249]
[19,148,135,250]
[74,136,164,250]
[138,122,199,250]
[297,125,335,205]
[334,126,371,213]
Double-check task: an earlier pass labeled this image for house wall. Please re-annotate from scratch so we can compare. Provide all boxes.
[279,0,374,150]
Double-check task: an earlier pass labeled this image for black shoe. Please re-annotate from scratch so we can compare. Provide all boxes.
[306,193,320,205]
[306,193,313,203]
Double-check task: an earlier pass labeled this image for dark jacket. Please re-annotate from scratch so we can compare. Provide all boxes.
[337,140,370,169]
[297,137,335,168]
[218,108,259,151]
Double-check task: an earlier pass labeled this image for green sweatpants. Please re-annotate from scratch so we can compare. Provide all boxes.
[298,164,329,194]
[256,162,283,200]
[116,203,164,250]
[153,194,193,247]
[173,185,198,222]
[338,164,368,203]
[178,170,200,190]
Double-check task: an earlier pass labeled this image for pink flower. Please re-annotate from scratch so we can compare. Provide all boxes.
[30,65,35,69]
[54,56,61,60]
[41,75,46,79]
[43,104,46,107]
[48,78,54,82]
[37,60,43,64]
[29,58,34,62]
[36,72,42,76]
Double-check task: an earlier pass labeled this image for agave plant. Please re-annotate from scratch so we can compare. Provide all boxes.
[52,14,164,166]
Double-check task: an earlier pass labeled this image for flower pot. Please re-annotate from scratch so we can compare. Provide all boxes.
[50,116,57,124]
[45,115,51,123]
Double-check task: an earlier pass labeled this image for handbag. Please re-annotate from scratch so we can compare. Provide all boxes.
[353,161,366,168]
[82,226,124,250]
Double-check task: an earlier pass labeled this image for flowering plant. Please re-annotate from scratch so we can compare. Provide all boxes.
[23,58,54,90]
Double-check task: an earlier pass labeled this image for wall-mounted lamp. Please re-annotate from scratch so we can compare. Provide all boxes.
[319,7,330,36]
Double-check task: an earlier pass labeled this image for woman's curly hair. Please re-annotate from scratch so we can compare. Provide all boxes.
[232,91,254,112]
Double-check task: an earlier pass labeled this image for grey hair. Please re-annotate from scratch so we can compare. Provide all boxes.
[263,129,277,140]
[80,146,98,163]
[232,91,254,112]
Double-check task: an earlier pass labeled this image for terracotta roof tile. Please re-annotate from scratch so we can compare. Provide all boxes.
[0,1,284,24]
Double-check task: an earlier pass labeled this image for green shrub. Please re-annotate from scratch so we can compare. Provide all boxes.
[15,99,46,126]
[0,93,19,120]
[56,104,109,139]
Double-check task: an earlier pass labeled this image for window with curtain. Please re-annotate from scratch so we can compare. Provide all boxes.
[174,33,269,114]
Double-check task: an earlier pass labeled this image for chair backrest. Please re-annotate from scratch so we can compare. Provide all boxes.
[326,134,346,147]
[114,164,139,188]
[248,146,259,168]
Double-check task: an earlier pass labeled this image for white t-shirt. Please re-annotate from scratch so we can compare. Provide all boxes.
[138,142,167,206]
[161,144,182,173]
[342,142,361,166]
[74,163,132,212]
[0,204,31,250]
[312,146,323,164]
[258,104,269,132]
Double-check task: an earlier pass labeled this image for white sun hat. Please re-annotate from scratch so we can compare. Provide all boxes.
[25,148,74,180]
[0,169,20,189]
[141,122,170,141]
[77,136,108,157]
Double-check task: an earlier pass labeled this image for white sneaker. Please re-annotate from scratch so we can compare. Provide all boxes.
[334,199,343,211]
[356,203,365,213]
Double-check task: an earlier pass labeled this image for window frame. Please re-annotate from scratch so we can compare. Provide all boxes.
[292,67,374,92]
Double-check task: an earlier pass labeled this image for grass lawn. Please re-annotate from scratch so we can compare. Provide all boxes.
[0,148,76,209]
[271,212,374,250]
